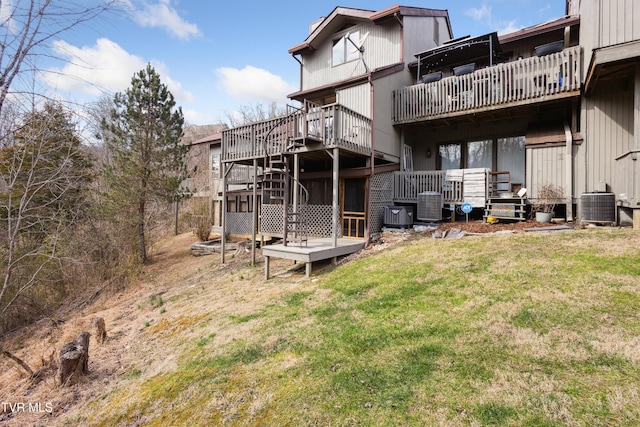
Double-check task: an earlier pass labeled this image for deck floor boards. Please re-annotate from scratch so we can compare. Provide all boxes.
[263,238,365,278]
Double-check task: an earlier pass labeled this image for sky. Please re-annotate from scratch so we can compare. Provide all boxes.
[38,0,567,127]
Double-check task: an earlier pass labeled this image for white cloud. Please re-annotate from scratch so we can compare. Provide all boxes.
[42,38,195,103]
[497,21,522,36]
[0,0,18,34]
[183,108,216,125]
[215,66,296,103]
[465,2,524,36]
[43,38,146,95]
[466,4,492,22]
[537,4,552,16]
[130,0,201,41]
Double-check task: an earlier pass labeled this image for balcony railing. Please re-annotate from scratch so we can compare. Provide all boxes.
[393,170,464,205]
[393,168,490,207]
[393,46,582,124]
[222,101,372,162]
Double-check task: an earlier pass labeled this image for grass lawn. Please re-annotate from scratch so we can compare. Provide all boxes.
[77,229,640,426]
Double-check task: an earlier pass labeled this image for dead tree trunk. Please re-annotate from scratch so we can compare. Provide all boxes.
[2,350,34,376]
[57,331,90,387]
[93,317,107,345]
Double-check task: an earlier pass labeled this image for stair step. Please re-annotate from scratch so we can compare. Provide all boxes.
[264,167,285,174]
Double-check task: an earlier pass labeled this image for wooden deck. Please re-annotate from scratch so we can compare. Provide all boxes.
[263,238,365,279]
[222,101,372,163]
[393,46,582,125]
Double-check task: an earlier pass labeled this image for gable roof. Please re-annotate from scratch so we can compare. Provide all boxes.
[288,5,450,56]
[191,133,222,146]
[498,15,579,45]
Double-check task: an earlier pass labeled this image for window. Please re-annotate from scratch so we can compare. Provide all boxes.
[497,136,525,186]
[466,140,492,169]
[438,143,461,170]
[210,150,220,179]
[332,30,360,66]
[437,137,524,181]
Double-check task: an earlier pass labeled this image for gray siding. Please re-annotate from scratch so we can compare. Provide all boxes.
[301,21,400,90]
[596,0,640,47]
[526,146,567,199]
[402,16,451,68]
[584,86,634,194]
[580,0,640,74]
[337,84,370,117]
[372,73,408,160]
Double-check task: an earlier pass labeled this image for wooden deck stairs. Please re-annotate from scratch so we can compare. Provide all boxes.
[262,115,310,247]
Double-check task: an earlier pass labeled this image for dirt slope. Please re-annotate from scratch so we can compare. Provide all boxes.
[0,220,574,425]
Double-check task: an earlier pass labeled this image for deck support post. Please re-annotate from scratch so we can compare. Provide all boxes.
[252,158,258,265]
[293,153,299,214]
[635,65,640,229]
[221,162,227,264]
[264,255,270,280]
[332,147,339,248]
[305,262,311,278]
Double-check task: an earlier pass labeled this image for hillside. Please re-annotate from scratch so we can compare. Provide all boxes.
[1,225,640,426]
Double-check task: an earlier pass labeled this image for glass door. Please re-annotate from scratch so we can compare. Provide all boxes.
[342,178,366,238]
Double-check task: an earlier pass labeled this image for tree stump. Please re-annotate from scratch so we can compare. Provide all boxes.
[93,317,107,345]
[57,331,90,387]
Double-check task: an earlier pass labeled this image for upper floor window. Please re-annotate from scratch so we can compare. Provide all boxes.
[332,30,360,66]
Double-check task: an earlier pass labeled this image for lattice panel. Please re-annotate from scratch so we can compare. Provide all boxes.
[261,204,283,235]
[261,204,334,238]
[370,172,394,234]
[302,204,333,237]
[226,212,253,234]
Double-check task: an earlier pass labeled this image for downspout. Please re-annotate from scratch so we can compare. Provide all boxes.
[564,121,573,222]
[291,54,303,91]
[367,73,374,247]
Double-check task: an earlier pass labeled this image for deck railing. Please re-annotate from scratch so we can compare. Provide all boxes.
[393,46,582,124]
[393,170,464,204]
[222,102,372,162]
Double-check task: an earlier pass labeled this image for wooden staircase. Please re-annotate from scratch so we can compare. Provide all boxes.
[261,109,310,247]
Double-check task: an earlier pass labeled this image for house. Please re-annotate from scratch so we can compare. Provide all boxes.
[218,1,640,275]
[220,6,453,275]
[186,132,223,232]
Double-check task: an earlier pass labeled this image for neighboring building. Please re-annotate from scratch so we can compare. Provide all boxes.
[186,132,223,231]
[217,0,640,265]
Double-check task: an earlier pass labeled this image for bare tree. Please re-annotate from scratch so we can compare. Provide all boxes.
[222,101,287,128]
[0,102,93,329]
[0,0,118,115]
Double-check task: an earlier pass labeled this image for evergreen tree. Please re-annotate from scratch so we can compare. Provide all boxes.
[102,64,188,263]
[0,102,93,320]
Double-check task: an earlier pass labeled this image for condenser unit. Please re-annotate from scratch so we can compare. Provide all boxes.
[417,191,443,221]
[384,206,413,228]
[580,192,616,225]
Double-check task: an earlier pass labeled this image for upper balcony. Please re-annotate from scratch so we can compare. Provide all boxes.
[222,101,372,163]
[393,45,583,125]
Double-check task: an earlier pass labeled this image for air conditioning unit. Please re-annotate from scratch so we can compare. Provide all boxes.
[417,191,443,221]
[384,206,413,227]
[580,192,616,225]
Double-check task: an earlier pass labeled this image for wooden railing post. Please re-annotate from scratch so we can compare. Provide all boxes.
[392,47,582,124]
